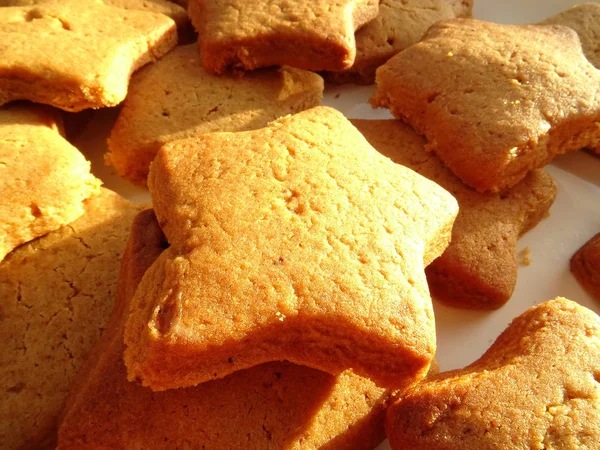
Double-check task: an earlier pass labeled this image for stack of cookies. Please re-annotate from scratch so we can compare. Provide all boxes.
[1,0,599,449]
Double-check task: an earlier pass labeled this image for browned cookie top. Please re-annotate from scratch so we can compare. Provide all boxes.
[188,0,379,73]
[371,19,600,192]
[386,297,600,450]
[571,232,600,302]
[0,0,177,111]
[123,106,458,391]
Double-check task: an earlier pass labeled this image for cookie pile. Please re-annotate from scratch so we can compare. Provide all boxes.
[0,1,599,449]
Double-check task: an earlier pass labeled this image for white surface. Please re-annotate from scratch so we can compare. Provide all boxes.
[73,1,600,449]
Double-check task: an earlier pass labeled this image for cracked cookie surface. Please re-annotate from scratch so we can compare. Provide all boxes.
[386,297,600,450]
[58,209,390,450]
[0,0,177,111]
[106,44,323,186]
[371,19,600,192]
[0,104,101,262]
[0,188,146,450]
[123,106,458,391]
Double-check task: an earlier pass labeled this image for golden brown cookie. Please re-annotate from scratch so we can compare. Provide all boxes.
[371,19,600,192]
[325,0,473,84]
[187,0,379,73]
[571,232,600,302]
[106,44,324,186]
[124,106,459,391]
[386,297,600,450]
[0,0,177,111]
[0,189,146,450]
[0,0,188,28]
[352,119,557,309]
[540,3,600,69]
[0,104,101,262]
[58,210,390,450]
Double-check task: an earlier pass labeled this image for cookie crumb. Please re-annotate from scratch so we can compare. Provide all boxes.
[519,247,531,266]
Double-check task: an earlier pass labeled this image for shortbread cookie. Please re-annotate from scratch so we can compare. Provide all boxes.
[540,3,600,69]
[187,0,379,73]
[352,119,557,309]
[106,44,324,186]
[58,210,390,450]
[571,232,600,302]
[386,297,600,449]
[0,0,188,27]
[0,189,146,450]
[371,19,600,192]
[0,104,101,262]
[0,0,177,111]
[124,106,458,390]
[326,0,473,84]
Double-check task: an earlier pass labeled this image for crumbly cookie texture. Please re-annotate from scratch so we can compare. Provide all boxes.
[386,297,600,450]
[123,106,458,391]
[106,44,324,186]
[58,210,390,450]
[0,189,146,450]
[0,104,101,262]
[352,119,557,309]
[325,0,473,85]
[187,0,379,73]
[571,232,600,302]
[0,0,188,27]
[371,19,600,192]
[0,0,177,111]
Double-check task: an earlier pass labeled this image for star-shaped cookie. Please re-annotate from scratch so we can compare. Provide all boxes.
[124,106,459,390]
[58,210,391,450]
[386,297,600,449]
[326,0,473,84]
[352,119,557,309]
[371,19,600,192]
[0,0,177,111]
[0,104,101,262]
[106,44,323,186]
[187,0,379,73]
[0,188,146,450]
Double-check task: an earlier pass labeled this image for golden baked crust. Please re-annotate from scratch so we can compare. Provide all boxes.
[352,119,557,309]
[123,106,458,391]
[0,104,101,262]
[571,232,600,302]
[187,0,379,73]
[106,44,324,186]
[0,189,146,450]
[386,297,600,450]
[325,0,473,84]
[371,19,600,192]
[58,210,390,450]
[0,0,177,111]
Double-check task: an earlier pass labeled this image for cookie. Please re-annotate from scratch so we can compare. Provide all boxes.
[325,0,473,85]
[58,209,390,450]
[540,3,600,69]
[124,106,459,391]
[352,119,557,309]
[571,232,600,302]
[0,104,101,262]
[386,297,600,449]
[371,19,600,192]
[0,188,146,450]
[0,0,177,111]
[0,0,188,28]
[106,44,324,186]
[187,0,380,73]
